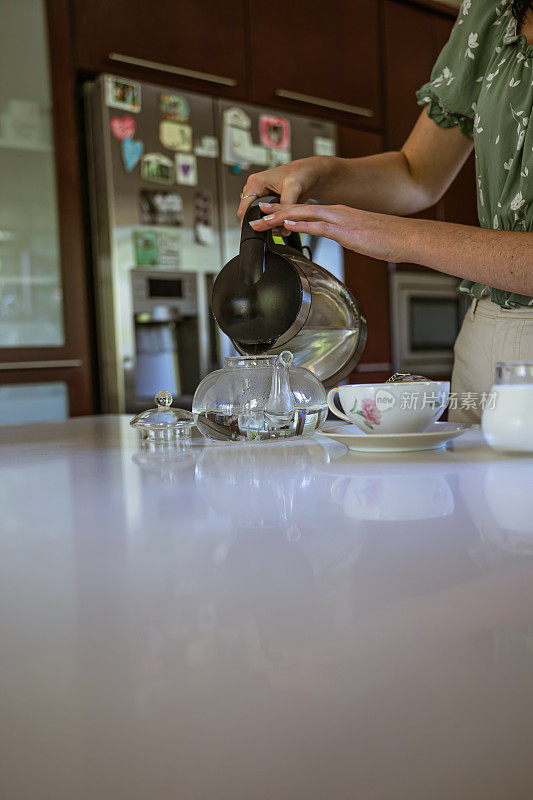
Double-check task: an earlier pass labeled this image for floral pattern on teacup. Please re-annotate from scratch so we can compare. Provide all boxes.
[350,398,382,429]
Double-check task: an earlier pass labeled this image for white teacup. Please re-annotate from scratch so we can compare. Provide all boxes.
[326,382,450,435]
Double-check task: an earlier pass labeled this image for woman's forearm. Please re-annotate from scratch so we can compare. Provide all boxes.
[314,152,434,216]
[316,113,473,216]
[252,203,533,297]
[396,218,533,296]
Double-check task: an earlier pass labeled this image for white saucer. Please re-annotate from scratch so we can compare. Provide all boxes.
[318,421,478,453]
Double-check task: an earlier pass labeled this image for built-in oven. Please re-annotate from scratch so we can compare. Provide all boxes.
[390,270,470,376]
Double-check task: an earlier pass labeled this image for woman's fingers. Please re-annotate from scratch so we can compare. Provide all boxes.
[237,186,266,221]
[284,219,339,240]
[280,177,303,207]
[237,174,305,223]
[250,203,339,231]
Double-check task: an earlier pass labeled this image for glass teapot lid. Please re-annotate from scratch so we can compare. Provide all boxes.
[130,390,194,442]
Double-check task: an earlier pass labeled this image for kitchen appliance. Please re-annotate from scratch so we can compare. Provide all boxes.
[212,196,367,385]
[390,270,470,376]
[85,77,344,411]
[85,76,222,412]
[132,268,199,402]
[217,99,344,283]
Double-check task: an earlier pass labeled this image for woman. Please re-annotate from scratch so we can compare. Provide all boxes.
[237,0,533,422]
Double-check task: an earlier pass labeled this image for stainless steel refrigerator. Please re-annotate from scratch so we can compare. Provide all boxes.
[85,74,341,413]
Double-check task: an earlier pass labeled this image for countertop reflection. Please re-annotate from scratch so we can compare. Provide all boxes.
[1,416,532,800]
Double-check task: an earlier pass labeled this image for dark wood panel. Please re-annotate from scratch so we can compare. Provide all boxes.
[72,0,248,100]
[0,0,96,416]
[399,0,457,15]
[336,125,392,369]
[348,369,392,383]
[345,250,392,367]
[337,126,384,160]
[443,153,479,226]
[0,366,92,416]
[383,0,439,150]
[383,0,477,273]
[249,0,382,129]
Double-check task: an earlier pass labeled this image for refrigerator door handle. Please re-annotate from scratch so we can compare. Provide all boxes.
[275,89,374,118]
[108,54,237,87]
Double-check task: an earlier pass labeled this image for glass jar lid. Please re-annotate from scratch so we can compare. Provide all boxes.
[130,390,194,441]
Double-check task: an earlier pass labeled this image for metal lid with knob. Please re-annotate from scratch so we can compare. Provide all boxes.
[130,390,194,442]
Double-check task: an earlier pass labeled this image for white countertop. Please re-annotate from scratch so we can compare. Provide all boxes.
[1,417,532,799]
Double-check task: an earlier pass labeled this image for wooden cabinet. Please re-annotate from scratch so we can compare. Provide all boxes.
[337,127,393,378]
[0,0,94,423]
[383,1,439,151]
[383,0,478,247]
[72,0,248,99]
[248,0,382,128]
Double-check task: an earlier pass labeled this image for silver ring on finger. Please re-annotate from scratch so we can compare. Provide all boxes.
[240,191,259,200]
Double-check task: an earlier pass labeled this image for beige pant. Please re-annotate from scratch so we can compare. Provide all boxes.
[450,296,533,422]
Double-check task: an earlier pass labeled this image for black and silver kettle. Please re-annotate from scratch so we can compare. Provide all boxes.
[211,195,367,385]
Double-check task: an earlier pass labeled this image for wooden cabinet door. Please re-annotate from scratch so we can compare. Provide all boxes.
[72,0,248,99]
[383,0,439,151]
[0,0,94,424]
[337,128,393,380]
[248,0,381,128]
[383,1,477,243]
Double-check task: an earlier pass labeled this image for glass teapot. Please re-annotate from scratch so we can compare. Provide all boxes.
[192,350,327,442]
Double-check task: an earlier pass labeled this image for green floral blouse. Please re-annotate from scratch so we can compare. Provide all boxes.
[417,0,533,308]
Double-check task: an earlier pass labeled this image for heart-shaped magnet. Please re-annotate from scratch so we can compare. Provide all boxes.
[110,115,136,140]
[121,138,144,172]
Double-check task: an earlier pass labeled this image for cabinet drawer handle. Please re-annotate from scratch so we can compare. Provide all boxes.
[275,89,374,118]
[0,359,83,370]
[109,53,237,87]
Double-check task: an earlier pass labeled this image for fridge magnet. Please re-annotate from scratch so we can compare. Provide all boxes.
[195,222,215,246]
[223,126,268,168]
[140,153,175,185]
[159,230,182,266]
[121,137,144,172]
[313,136,336,157]
[160,93,190,122]
[267,148,291,168]
[259,115,291,150]
[159,120,193,152]
[222,106,251,130]
[139,189,183,226]
[110,115,136,140]
[194,135,219,159]
[105,76,141,113]
[133,229,159,266]
[176,153,198,186]
[194,190,214,246]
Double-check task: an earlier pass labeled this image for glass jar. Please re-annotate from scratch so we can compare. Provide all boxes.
[192,352,328,442]
[482,361,533,453]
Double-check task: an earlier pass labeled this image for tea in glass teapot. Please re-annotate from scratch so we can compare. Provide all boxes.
[192,350,327,442]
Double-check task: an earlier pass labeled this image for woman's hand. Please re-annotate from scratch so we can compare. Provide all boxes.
[236,156,334,228]
[249,201,408,262]
[250,201,533,295]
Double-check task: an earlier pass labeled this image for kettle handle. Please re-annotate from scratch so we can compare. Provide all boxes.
[239,194,279,285]
[239,194,304,285]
